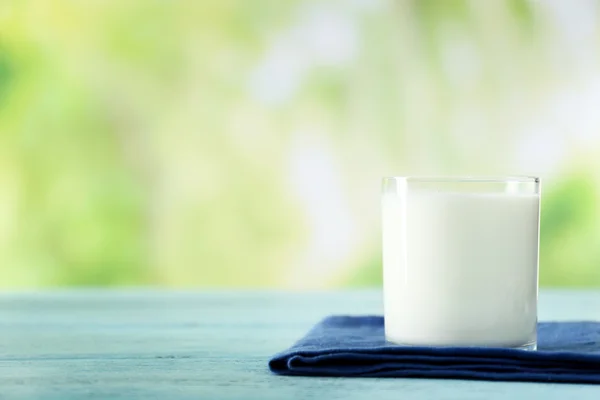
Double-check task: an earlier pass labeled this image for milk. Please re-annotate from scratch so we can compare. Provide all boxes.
[382,190,540,348]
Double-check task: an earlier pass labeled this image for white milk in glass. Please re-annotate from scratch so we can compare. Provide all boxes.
[382,187,540,348]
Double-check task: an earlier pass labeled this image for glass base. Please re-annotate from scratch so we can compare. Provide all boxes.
[385,338,537,351]
[515,341,537,351]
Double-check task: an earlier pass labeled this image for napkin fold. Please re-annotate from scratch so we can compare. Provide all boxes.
[269,316,600,384]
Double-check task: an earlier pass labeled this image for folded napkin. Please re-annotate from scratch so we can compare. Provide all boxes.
[269,316,600,384]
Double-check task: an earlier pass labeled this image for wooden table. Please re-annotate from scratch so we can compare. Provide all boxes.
[1,290,599,399]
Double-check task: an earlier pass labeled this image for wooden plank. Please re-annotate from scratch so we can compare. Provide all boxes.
[0,290,598,399]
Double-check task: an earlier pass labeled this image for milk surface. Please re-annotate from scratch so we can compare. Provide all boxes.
[382,190,540,347]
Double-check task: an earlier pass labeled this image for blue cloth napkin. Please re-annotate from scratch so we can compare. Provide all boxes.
[269,316,600,384]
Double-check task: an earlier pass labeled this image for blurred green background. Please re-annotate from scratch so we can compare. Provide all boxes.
[0,0,599,288]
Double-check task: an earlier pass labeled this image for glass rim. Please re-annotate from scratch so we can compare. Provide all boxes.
[383,176,539,183]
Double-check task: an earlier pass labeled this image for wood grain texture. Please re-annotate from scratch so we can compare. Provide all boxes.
[0,290,599,399]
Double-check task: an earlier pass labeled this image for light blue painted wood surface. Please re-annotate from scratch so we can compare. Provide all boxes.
[0,290,600,399]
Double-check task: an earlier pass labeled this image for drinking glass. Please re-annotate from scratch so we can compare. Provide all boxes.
[382,176,540,349]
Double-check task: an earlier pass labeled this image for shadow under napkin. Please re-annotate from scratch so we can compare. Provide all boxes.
[269,316,600,384]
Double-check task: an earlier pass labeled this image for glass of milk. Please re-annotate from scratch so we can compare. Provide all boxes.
[382,176,540,350]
